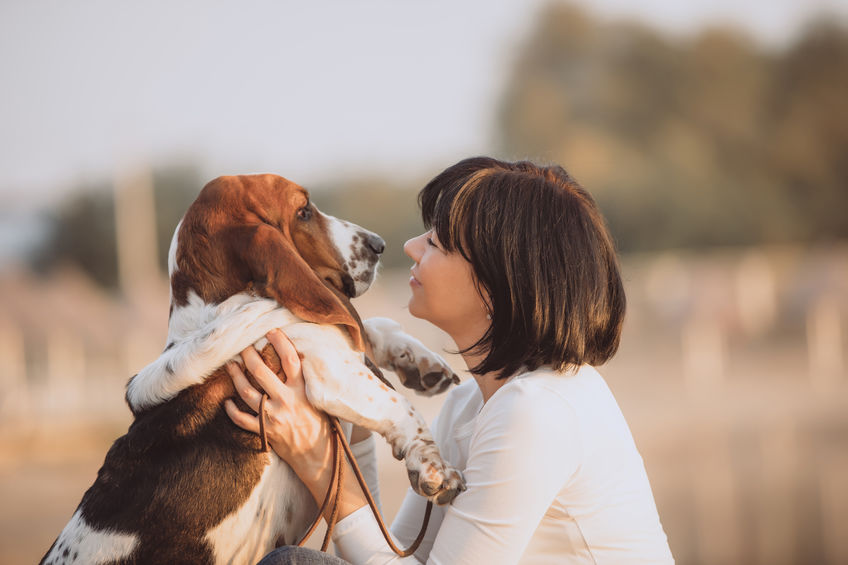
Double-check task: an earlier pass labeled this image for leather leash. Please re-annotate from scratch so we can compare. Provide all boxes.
[259,394,434,557]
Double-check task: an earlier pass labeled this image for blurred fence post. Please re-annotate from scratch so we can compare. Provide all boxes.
[756,423,798,565]
[806,294,844,391]
[114,165,160,308]
[820,452,848,565]
[44,327,86,420]
[0,321,29,423]
[691,417,742,564]
[735,251,776,337]
[682,315,726,395]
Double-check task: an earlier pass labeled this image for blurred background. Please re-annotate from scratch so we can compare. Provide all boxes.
[1,0,847,563]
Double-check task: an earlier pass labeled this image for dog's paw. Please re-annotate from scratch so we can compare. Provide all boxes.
[407,461,466,505]
[364,318,460,396]
[402,437,466,504]
[389,341,460,397]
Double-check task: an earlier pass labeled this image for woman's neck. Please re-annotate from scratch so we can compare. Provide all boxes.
[447,320,507,403]
[472,372,508,403]
[459,349,508,404]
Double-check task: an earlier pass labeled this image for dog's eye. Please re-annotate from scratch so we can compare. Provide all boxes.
[297,207,312,221]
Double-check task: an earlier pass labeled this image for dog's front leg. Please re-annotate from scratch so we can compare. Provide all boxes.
[285,323,465,505]
[363,317,460,396]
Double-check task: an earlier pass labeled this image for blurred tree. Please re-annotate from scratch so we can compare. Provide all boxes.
[768,18,848,242]
[32,181,119,288]
[496,3,848,251]
[31,164,202,290]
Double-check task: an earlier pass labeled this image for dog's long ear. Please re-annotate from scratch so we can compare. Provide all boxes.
[230,223,365,351]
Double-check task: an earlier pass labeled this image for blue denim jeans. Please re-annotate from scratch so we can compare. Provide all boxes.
[257,546,351,565]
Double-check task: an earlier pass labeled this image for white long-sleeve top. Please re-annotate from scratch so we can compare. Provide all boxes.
[334,365,674,564]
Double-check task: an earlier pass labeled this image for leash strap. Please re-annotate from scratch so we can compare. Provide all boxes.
[328,416,434,557]
[257,402,433,557]
[258,393,269,453]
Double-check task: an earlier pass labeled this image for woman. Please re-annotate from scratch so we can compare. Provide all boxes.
[225,157,674,564]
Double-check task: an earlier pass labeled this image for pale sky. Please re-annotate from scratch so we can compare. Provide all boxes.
[1,0,847,213]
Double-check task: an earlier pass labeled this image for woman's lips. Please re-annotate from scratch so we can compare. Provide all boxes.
[409,271,422,287]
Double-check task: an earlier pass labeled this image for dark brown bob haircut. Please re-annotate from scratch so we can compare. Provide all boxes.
[419,156,626,380]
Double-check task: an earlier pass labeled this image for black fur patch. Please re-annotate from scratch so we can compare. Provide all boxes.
[41,372,282,565]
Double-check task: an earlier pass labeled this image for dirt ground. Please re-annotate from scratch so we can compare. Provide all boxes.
[0,423,125,564]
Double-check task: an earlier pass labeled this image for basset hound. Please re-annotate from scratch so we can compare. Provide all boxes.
[41,174,464,565]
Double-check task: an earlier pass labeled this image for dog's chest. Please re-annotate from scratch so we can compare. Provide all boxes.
[204,456,317,564]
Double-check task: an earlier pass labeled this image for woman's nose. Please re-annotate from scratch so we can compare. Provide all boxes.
[403,233,424,262]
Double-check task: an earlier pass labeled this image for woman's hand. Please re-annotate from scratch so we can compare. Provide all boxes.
[224,329,370,521]
[224,329,333,482]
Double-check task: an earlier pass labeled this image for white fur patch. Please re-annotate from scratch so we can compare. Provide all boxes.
[205,456,317,563]
[325,214,378,297]
[41,509,137,565]
[167,219,182,277]
[126,293,301,411]
[362,317,402,353]
[166,220,182,305]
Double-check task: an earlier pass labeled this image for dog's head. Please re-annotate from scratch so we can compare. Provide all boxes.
[168,174,384,351]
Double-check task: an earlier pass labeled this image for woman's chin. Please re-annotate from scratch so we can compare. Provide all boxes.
[407,302,423,320]
[407,298,428,322]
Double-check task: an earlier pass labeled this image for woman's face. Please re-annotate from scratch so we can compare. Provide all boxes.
[403,230,490,338]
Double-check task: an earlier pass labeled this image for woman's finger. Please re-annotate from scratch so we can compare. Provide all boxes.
[224,398,260,433]
[226,361,263,411]
[241,345,286,398]
[266,329,303,385]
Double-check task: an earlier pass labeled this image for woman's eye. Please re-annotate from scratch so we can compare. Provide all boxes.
[426,237,437,248]
[297,207,312,221]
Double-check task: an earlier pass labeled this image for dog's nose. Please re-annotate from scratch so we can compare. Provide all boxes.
[366,233,386,255]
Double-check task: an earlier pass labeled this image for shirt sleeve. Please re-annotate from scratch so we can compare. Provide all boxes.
[350,432,381,513]
[333,382,581,565]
